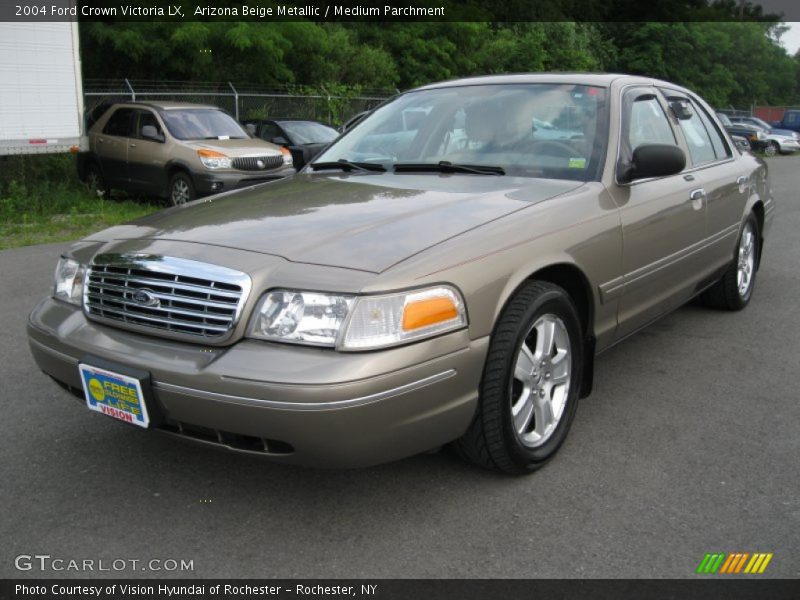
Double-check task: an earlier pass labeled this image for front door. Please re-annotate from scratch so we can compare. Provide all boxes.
[609,87,708,340]
[127,109,168,196]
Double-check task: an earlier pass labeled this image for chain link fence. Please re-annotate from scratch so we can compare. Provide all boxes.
[83,79,392,126]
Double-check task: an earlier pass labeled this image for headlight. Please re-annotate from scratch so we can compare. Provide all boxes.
[281,147,293,166]
[248,291,354,347]
[197,149,232,169]
[53,257,85,305]
[247,285,467,350]
[756,130,765,140]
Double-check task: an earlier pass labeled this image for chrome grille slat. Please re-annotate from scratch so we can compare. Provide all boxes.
[86,305,230,333]
[86,281,240,309]
[232,155,284,171]
[85,293,234,322]
[83,255,251,342]
[91,274,242,299]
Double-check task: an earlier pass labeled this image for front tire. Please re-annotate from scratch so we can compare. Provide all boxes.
[764,141,778,157]
[168,172,196,206]
[456,281,583,475]
[701,212,759,310]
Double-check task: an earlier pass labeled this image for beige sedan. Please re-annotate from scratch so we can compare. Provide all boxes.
[29,74,773,474]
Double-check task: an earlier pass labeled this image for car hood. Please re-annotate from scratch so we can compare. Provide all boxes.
[185,138,283,156]
[88,173,584,273]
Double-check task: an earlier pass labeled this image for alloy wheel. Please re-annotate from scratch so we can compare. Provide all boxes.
[511,313,572,448]
[737,221,756,298]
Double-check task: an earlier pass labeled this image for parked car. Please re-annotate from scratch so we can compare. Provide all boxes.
[78,102,295,205]
[243,118,339,170]
[730,134,752,152]
[30,74,773,474]
[770,108,800,133]
[715,113,766,151]
[728,115,800,156]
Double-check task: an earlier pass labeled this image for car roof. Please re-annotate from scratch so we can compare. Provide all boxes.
[111,101,221,111]
[410,72,692,93]
[246,118,328,124]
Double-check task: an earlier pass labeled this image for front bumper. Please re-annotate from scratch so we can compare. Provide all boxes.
[193,166,295,196]
[776,139,800,153]
[27,298,487,468]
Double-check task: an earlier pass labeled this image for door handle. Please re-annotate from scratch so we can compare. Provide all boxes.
[689,188,706,209]
[97,138,104,143]
[129,143,137,148]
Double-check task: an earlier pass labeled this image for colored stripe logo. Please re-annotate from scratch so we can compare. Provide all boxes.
[696,552,773,574]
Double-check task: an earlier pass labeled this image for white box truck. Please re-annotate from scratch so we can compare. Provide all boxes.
[0,20,86,155]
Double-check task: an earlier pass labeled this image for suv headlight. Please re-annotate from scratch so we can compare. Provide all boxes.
[197,149,232,169]
[54,257,85,305]
[281,147,293,166]
[247,285,467,350]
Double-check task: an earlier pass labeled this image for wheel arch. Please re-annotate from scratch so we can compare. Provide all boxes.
[745,193,765,270]
[495,260,596,398]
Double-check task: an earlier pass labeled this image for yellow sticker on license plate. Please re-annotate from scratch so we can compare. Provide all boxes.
[78,364,150,428]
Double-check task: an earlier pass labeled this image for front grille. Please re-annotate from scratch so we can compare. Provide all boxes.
[232,155,284,171]
[84,255,250,341]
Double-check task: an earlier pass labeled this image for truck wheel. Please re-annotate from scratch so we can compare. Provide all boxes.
[84,163,109,198]
[701,212,759,310]
[168,172,195,206]
[456,280,583,475]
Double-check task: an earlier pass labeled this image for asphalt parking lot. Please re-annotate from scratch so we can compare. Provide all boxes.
[1,156,798,579]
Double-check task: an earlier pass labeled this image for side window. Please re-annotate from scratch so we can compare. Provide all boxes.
[103,108,134,137]
[672,99,716,165]
[693,100,730,160]
[260,122,284,142]
[786,112,797,124]
[627,97,676,150]
[133,110,163,140]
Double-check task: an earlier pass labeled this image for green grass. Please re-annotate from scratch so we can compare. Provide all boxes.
[1,155,160,251]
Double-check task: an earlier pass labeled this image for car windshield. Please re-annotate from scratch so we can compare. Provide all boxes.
[160,109,249,140]
[281,121,339,144]
[313,83,609,181]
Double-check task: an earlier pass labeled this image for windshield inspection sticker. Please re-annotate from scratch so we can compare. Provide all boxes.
[568,157,587,168]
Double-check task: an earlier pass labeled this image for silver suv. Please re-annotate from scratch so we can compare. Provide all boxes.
[79,102,295,205]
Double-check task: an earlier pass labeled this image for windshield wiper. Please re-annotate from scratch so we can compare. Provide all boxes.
[393,161,505,176]
[310,159,386,173]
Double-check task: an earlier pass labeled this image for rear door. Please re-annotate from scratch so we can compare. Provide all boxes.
[664,91,746,278]
[96,107,133,186]
[609,87,708,339]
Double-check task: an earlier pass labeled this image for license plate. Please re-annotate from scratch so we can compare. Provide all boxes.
[78,363,150,428]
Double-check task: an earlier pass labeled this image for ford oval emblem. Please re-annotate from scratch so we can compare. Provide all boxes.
[132,289,159,308]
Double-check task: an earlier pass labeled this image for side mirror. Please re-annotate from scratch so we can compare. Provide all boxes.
[245,123,256,135]
[271,136,289,145]
[619,144,686,183]
[141,125,164,142]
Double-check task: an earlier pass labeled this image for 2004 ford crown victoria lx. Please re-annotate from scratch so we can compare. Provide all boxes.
[28,74,774,474]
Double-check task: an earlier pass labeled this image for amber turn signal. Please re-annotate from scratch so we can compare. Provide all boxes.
[402,296,459,331]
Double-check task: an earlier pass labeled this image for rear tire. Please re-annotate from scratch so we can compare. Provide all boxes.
[168,172,196,206]
[456,281,583,475]
[701,212,759,310]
